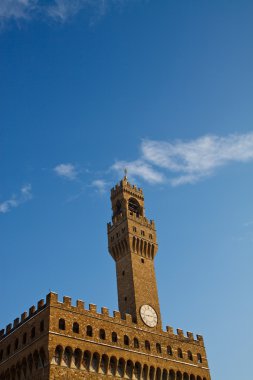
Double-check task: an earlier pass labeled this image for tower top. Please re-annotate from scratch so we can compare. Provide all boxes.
[110,176,144,201]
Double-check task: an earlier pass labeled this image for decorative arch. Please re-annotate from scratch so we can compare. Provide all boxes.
[83,350,91,371]
[117,358,125,378]
[109,356,117,376]
[100,354,109,375]
[54,345,63,365]
[125,360,133,379]
[91,352,100,372]
[134,362,142,380]
[73,348,82,369]
[63,346,72,368]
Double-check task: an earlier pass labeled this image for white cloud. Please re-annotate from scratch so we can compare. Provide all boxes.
[141,133,253,185]
[54,163,78,180]
[112,159,165,184]
[111,132,253,186]
[0,0,132,26]
[0,184,32,214]
[91,179,107,194]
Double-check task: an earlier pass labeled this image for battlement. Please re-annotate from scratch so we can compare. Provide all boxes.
[0,292,204,347]
[107,213,155,231]
[111,178,144,200]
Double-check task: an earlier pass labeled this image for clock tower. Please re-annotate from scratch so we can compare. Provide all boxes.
[107,175,162,330]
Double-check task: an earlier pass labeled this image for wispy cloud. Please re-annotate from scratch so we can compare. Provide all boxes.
[112,159,165,184]
[0,0,133,27]
[54,163,78,180]
[91,179,108,194]
[0,184,32,214]
[112,132,253,186]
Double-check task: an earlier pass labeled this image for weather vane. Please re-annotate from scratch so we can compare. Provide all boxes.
[124,167,128,179]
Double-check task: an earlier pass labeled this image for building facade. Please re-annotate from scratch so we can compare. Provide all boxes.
[0,177,211,380]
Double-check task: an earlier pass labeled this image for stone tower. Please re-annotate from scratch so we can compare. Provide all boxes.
[107,175,161,330]
[0,176,212,380]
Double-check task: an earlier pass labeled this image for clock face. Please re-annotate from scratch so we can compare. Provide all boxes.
[140,305,158,327]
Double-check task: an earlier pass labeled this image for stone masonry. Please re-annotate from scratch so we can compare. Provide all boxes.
[0,177,211,380]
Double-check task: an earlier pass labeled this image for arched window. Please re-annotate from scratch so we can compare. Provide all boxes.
[22,333,27,345]
[177,348,183,358]
[73,322,79,333]
[145,340,150,351]
[117,358,125,377]
[59,319,65,330]
[100,354,109,374]
[169,370,176,380]
[162,369,168,380]
[150,366,155,380]
[187,350,193,361]
[134,362,141,380]
[40,320,44,332]
[83,350,91,371]
[197,353,202,363]
[126,360,133,379]
[112,332,117,343]
[124,335,129,345]
[156,343,162,353]
[86,325,93,337]
[190,375,195,380]
[63,347,72,368]
[74,349,82,369]
[99,329,106,340]
[54,346,62,365]
[156,367,162,380]
[14,338,19,351]
[109,356,117,376]
[91,352,100,372]
[176,371,182,380]
[183,373,189,380]
[167,345,173,355]
[134,337,139,348]
[128,197,141,216]
[31,327,36,339]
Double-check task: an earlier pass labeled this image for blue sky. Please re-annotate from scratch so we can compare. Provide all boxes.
[1,1,253,379]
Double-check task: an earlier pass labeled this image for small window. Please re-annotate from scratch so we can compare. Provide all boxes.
[149,234,153,239]
[116,233,119,238]
[134,337,139,348]
[6,345,11,356]
[133,227,137,232]
[59,319,65,330]
[197,353,202,363]
[122,271,125,276]
[156,343,162,353]
[122,228,125,233]
[178,348,183,358]
[99,329,106,340]
[14,338,19,351]
[188,350,193,361]
[141,258,145,263]
[145,340,150,351]
[167,345,173,356]
[86,325,93,337]
[141,230,145,236]
[73,322,79,334]
[112,332,117,343]
[31,327,36,339]
[40,320,44,332]
[124,335,129,346]
[124,296,127,301]
[22,333,27,345]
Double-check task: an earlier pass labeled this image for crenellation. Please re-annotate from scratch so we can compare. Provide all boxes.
[13,318,19,328]
[177,328,184,337]
[38,299,45,309]
[46,291,58,305]
[21,311,27,322]
[63,296,72,307]
[187,331,194,340]
[113,310,121,320]
[101,307,109,316]
[6,324,12,334]
[89,303,97,313]
[29,305,36,316]
[125,313,133,324]
[166,326,174,334]
[76,299,85,309]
